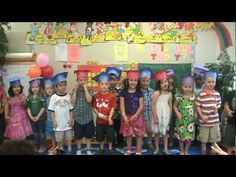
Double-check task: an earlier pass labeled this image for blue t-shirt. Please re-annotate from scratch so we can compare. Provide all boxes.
[120,89,143,115]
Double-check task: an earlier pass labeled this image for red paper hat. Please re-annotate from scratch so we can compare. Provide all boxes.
[74,70,89,78]
[126,70,140,79]
[154,70,168,81]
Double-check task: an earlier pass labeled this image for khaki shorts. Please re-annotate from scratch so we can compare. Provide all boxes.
[198,125,221,143]
[55,129,73,142]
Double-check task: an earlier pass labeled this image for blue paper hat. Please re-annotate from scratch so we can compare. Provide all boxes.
[53,71,68,85]
[166,68,175,76]
[204,71,217,79]
[106,67,122,80]
[29,77,42,86]
[93,72,110,83]
[193,64,209,77]
[43,77,54,86]
[140,68,153,79]
[182,76,195,85]
[8,76,21,87]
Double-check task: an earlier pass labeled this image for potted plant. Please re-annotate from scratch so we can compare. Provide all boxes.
[0,22,11,66]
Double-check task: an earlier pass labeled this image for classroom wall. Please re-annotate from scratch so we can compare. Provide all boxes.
[4,22,235,93]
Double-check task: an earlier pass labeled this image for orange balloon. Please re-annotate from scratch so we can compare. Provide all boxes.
[28,66,42,78]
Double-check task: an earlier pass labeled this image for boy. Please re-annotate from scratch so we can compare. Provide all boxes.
[196,71,221,155]
[140,68,155,151]
[72,69,95,155]
[48,72,74,155]
[106,67,124,147]
[193,64,209,96]
[92,72,116,155]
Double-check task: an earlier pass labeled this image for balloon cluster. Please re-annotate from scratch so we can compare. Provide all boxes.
[28,53,54,78]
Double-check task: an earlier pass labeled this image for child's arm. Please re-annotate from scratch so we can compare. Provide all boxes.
[35,107,46,121]
[71,85,79,104]
[196,95,208,123]
[130,97,144,122]
[224,101,234,117]
[120,96,128,122]
[51,111,57,128]
[173,99,182,121]
[108,107,115,125]
[168,93,172,125]
[27,107,35,121]
[3,91,9,121]
[68,110,74,127]
[152,91,159,124]
[83,84,93,103]
[19,93,27,106]
[92,108,108,120]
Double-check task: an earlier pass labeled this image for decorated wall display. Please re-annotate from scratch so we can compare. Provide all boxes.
[25,22,232,51]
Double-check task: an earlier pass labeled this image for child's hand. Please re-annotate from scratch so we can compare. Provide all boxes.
[153,117,159,125]
[5,116,10,124]
[74,84,80,91]
[68,119,74,127]
[226,110,234,118]
[123,115,129,123]
[202,115,208,123]
[177,113,183,121]
[98,113,108,120]
[83,83,88,91]
[53,121,57,129]
[130,115,137,122]
[108,118,113,125]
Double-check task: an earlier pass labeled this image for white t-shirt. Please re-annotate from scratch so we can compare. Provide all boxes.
[48,93,74,131]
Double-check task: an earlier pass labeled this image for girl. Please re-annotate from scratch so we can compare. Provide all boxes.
[174,76,196,155]
[120,70,145,155]
[43,78,56,152]
[4,77,33,140]
[27,77,46,153]
[152,70,172,155]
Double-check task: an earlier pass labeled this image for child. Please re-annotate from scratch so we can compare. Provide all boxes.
[0,69,8,144]
[174,76,196,155]
[48,72,74,155]
[140,68,155,151]
[27,77,47,152]
[4,77,33,140]
[120,70,145,155]
[222,89,235,155]
[193,64,208,96]
[196,71,221,155]
[43,78,56,151]
[106,67,124,147]
[152,70,172,155]
[92,72,116,155]
[72,69,95,155]
[165,68,178,147]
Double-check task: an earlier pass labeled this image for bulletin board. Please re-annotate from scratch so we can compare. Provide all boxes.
[3,55,36,96]
[139,63,192,90]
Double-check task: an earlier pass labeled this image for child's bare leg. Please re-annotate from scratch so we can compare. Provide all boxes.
[86,139,92,150]
[154,133,160,154]
[136,136,142,152]
[108,142,113,150]
[201,142,207,155]
[184,141,191,155]
[179,140,184,155]
[100,141,104,150]
[164,134,170,154]
[77,139,82,149]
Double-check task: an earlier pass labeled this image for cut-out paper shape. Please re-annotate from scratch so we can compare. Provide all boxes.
[55,44,68,62]
[114,43,128,61]
[68,44,81,62]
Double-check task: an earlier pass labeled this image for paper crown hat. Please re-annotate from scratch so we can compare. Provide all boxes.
[29,77,43,86]
[193,64,209,77]
[74,69,89,78]
[182,76,195,85]
[8,76,21,86]
[165,68,175,76]
[53,71,68,85]
[203,70,217,79]
[43,77,54,86]
[154,70,168,81]
[140,68,153,79]
[126,70,140,79]
[106,67,122,80]
[92,72,110,82]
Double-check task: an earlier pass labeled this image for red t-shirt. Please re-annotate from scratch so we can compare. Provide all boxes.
[93,92,117,125]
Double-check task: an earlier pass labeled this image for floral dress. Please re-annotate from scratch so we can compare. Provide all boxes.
[174,94,196,141]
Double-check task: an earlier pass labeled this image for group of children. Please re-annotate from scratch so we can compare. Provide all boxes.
[0,64,235,155]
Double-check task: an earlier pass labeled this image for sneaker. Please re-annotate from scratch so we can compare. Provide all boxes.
[135,151,142,155]
[76,149,82,155]
[124,150,132,155]
[86,150,94,155]
[96,149,104,155]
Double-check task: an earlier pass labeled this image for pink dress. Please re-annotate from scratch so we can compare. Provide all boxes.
[4,96,33,140]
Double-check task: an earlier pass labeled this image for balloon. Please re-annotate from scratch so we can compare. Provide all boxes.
[28,66,42,78]
[41,65,54,78]
[36,53,49,67]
